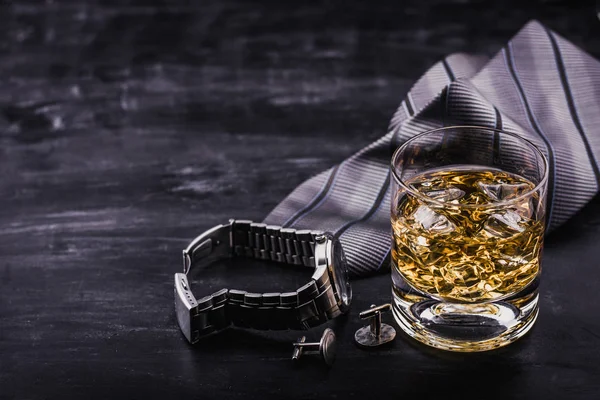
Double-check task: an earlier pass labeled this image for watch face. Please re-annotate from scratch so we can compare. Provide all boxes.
[331,239,352,309]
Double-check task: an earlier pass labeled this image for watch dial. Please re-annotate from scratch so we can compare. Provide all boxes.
[332,240,351,308]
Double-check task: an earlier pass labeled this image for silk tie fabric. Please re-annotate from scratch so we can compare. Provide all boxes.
[263,21,600,278]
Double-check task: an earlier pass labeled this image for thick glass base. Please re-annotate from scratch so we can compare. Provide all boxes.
[391,269,539,352]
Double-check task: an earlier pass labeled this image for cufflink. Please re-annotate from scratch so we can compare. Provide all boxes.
[354,303,396,348]
[292,328,337,366]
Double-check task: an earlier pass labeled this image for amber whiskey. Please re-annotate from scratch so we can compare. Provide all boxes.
[392,166,544,303]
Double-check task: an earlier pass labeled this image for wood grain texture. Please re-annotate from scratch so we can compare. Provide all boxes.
[1,1,600,399]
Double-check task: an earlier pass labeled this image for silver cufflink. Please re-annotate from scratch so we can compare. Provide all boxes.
[292,328,337,366]
[354,303,396,348]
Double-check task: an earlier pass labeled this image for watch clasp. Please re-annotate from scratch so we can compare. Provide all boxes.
[174,273,198,343]
[182,221,234,274]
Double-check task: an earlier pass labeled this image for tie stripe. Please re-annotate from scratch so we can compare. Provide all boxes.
[545,28,600,188]
[282,165,340,228]
[504,44,557,228]
[442,59,456,82]
[493,106,502,160]
[264,20,600,277]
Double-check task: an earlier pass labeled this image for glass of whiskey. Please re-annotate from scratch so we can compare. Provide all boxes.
[390,126,548,352]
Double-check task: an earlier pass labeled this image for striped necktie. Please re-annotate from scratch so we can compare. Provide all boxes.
[264,20,600,278]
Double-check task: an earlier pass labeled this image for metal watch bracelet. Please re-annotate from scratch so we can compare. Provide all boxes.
[175,220,344,344]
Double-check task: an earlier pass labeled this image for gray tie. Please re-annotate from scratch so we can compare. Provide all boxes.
[264,21,600,277]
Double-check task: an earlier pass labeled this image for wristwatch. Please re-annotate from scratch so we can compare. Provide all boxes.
[174,219,352,344]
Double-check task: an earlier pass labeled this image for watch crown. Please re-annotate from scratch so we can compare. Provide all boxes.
[315,234,327,243]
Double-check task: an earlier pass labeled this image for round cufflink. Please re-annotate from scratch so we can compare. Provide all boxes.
[292,328,337,366]
[354,303,396,348]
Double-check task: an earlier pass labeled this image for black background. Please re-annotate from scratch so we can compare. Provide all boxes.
[2,1,600,399]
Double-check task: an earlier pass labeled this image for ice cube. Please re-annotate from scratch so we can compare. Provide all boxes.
[477,182,531,201]
[423,187,465,202]
[413,205,456,233]
[514,198,535,219]
[480,210,525,238]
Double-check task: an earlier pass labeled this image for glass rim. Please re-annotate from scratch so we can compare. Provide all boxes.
[390,125,549,210]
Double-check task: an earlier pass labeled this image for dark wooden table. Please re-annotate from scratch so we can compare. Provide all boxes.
[2,1,600,399]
